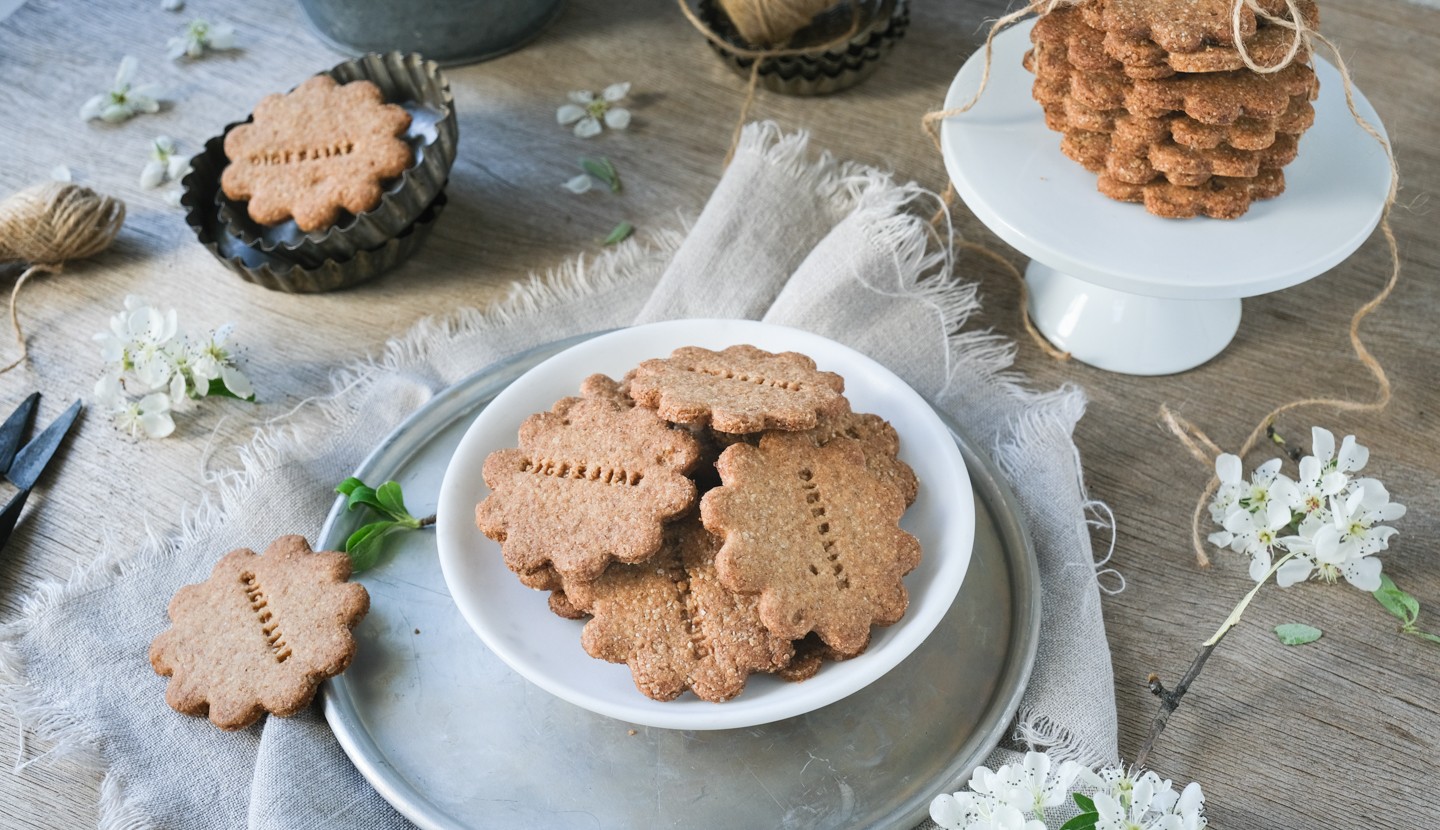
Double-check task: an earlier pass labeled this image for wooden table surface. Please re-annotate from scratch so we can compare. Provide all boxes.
[1,0,1436,827]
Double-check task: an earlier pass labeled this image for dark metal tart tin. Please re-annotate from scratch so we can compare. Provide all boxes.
[699,0,909,96]
[209,51,457,264]
[182,129,447,294]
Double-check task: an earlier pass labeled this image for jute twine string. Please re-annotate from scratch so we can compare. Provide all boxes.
[919,0,1403,568]
[0,182,125,374]
[717,0,838,46]
[678,0,866,165]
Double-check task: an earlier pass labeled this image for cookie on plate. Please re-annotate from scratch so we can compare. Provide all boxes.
[475,395,702,582]
[701,431,921,658]
[630,344,848,433]
[570,516,797,702]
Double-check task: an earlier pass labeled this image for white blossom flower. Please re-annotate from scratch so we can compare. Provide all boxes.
[113,392,175,439]
[1243,457,1300,514]
[140,136,192,189]
[1087,767,1204,830]
[556,82,631,138]
[1276,481,1403,591]
[1221,500,1294,581]
[930,791,1044,830]
[80,56,162,123]
[168,19,237,60]
[161,0,184,10]
[94,295,176,367]
[189,324,253,399]
[1311,427,1369,476]
[562,173,594,194]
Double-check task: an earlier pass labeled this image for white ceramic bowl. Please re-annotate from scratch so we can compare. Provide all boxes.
[436,319,975,730]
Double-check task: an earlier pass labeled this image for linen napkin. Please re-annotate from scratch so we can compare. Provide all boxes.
[0,122,1116,829]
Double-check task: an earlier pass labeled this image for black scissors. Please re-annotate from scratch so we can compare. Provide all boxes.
[0,394,82,551]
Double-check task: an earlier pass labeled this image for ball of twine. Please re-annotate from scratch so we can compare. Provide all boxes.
[716,0,841,46]
[0,181,126,374]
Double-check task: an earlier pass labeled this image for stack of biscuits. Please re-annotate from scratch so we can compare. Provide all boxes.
[474,345,922,704]
[1025,0,1321,219]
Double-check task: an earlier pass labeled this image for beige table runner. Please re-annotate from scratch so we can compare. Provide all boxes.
[0,123,1116,829]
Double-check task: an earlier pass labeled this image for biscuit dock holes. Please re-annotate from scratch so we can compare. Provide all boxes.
[241,572,292,663]
[248,141,357,167]
[685,364,804,392]
[798,467,848,590]
[520,456,644,487]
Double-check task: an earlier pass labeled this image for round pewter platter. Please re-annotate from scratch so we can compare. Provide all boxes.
[319,332,1041,830]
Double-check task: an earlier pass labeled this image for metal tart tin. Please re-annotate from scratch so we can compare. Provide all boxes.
[182,129,447,294]
[209,52,457,264]
[700,0,909,96]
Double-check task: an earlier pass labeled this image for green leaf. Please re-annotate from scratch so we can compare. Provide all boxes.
[603,221,634,246]
[206,377,257,402]
[336,477,364,497]
[347,522,399,572]
[1408,630,1440,645]
[375,481,411,521]
[346,485,384,513]
[1373,573,1420,626]
[580,157,621,192]
[1072,793,1095,812]
[1060,812,1099,830]
[1274,623,1323,645]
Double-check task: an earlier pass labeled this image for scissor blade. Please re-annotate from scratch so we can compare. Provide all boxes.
[8,400,82,491]
[0,488,31,554]
[0,392,40,476]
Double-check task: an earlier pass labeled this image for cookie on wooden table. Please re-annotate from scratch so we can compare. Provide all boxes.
[148,535,369,731]
[475,395,702,582]
[700,431,921,658]
[570,516,797,702]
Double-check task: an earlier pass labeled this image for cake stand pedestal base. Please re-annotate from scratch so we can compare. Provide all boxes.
[1025,261,1241,376]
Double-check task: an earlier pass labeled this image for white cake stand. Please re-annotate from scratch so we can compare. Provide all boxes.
[939,20,1391,375]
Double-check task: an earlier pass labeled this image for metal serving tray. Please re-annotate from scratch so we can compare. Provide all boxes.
[319,332,1040,829]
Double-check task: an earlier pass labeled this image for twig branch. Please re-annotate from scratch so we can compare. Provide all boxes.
[1133,630,1230,770]
[419,514,436,528]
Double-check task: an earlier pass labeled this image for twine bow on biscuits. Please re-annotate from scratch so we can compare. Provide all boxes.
[0,181,125,374]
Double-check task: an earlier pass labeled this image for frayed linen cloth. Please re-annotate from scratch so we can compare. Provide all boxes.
[0,122,1116,829]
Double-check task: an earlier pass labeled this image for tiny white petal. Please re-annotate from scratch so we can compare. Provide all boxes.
[221,366,253,399]
[1310,426,1335,464]
[162,188,185,207]
[573,115,602,138]
[1275,557,1313,587]
[603,107,631,130]
[140,159,166,188]
[101,103,132,123]
[209,24,237,50]
[50,165,72,182]
[557,103,586,125]
[1215,453,1242,484]
[562,174,594,194]
[568,90,595,104]
[116,55,138,87]
[161,0,184,10]
[80,95,106,121]
[167,37,188,60]
[167,155,192,182]
[602,81,631,102]
[1337,435,1369,472]
[1342,556,1383,591]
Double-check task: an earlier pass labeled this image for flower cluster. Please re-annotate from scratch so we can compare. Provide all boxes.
[93,296,254,439]
[1207,428,1405,592]
[930,753,1206,830]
